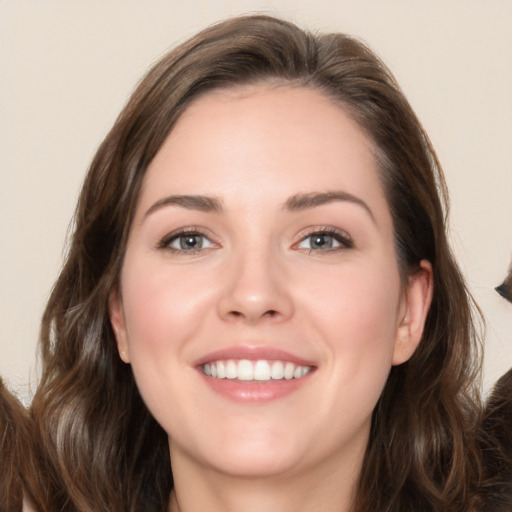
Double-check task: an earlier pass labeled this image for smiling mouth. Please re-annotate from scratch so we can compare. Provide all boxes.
[201,359,313,381]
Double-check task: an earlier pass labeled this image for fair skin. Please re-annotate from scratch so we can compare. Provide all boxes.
[110,85,433,512]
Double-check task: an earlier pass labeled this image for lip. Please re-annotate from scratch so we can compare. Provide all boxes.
[198,372,313,403]
[193,345,316,403]
[193,345,316,367]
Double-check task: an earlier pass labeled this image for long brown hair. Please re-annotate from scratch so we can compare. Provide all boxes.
[0,379,47,512]
[477,369,512,511]
[0,379,24,511]
[31,15,483,512]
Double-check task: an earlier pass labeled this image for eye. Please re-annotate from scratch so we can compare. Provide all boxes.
[159,230,214,254]
[296,229,353,252]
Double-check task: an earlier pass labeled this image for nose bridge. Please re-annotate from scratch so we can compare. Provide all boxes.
[217,239,293,324]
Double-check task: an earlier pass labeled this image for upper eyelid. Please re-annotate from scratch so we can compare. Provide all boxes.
[156,225,353,248]
[296,226,353,241]
[293,227,354,250]
[158,227,216,248]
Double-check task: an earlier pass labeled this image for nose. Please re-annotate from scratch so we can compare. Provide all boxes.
[216,249,294,325]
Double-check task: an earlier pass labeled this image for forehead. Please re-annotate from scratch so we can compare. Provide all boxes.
[138,85,389,219]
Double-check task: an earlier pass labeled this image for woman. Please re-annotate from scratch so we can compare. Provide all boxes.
[0,379,43,512]
[478,369,512,512]
[31,15,483,512]
[0,378,25,512]
[477,277,512,512]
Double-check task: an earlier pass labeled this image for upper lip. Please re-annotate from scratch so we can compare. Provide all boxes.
[193,345,316,368]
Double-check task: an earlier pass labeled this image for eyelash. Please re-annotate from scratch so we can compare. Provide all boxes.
[295,227,354,254]
[157,228,215,255]
[157,226,354,255]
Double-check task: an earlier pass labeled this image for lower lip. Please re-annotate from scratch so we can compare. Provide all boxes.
[197,371,313,403]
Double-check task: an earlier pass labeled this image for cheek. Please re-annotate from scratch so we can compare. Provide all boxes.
[298,259,402,399]
[118,262,224,446]
[118,258,217,410]
[301,257,402,341]
[121,258,213,350]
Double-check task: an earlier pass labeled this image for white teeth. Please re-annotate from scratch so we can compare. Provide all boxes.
[270,361,284,379]
[284,362,294,380]
[201,359,312,381]
[226,360,237,379]
[254,360,271,381]
[237,360,254,381]
[217,360,226,379]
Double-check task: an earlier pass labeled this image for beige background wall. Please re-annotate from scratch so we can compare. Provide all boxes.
[1,1,511,404]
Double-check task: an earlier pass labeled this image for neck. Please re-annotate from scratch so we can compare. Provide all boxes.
[168,442,364,512]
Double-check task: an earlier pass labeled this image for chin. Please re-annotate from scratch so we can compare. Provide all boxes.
[206,446,304,479]
[170,422,312,479]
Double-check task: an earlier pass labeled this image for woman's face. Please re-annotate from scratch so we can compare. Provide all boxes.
[110,85,431,480]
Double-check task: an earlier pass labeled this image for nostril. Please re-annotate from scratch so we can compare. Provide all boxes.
[227,309,278,321]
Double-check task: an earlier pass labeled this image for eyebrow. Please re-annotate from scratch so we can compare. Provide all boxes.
[284,191,376,223]
[144,195,224,218]
[143,190,375,223]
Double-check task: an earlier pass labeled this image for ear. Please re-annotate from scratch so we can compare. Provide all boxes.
[108,288,131,364]
[392,260,433,366]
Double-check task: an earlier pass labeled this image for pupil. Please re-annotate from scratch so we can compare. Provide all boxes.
[312,235,332,249]
[181,235,201,249]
